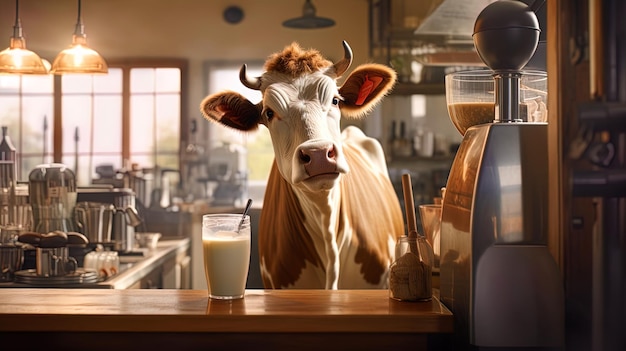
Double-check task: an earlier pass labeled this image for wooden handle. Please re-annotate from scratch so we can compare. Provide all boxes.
[401,173,418,238]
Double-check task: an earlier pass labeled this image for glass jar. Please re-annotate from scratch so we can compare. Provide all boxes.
[389,235,433,301]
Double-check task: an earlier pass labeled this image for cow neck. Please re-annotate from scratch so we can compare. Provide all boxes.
[292,184,343,289]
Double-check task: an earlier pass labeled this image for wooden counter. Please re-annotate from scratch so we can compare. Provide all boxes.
[0,288,453,350]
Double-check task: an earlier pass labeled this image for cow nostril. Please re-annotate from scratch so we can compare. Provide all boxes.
[300,150,311,164]
[327,146,336,159]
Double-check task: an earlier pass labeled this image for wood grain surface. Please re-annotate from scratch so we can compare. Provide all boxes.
[0,288,452,334]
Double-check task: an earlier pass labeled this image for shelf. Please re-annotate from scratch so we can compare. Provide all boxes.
[388,154,455,164]
[369,0,484,95]
[392,82,445,95]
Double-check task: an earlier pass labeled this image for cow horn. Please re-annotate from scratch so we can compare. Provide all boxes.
[332,41,353,77]
[240,64,262,90]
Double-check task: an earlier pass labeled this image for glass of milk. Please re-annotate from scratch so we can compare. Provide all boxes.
[202,214,251,299]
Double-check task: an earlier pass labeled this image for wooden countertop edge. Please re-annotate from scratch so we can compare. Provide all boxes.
[0,313,453,333]
[0,289,453,334]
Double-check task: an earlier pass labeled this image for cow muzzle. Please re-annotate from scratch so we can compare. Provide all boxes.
[296,142,347,182]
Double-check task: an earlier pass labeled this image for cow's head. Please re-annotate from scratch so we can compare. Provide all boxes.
[200,41,396,192]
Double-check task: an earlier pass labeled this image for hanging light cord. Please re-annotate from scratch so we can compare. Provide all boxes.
[12,0,23,38]
[74,0,85,36]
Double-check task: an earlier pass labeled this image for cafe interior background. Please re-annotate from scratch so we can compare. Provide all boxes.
[0,1,623,350]
[1,0,477,288]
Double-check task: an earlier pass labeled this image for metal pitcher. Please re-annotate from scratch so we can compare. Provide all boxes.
[112,206,142,252]
[74,202,115,243]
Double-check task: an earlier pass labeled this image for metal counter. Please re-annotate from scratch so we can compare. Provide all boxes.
[0,238,190,289]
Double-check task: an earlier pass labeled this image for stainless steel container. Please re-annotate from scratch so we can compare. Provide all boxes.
[112,207,142,252]
[74,201,114,243]
[28,163,77,234]
[36,246,77,277]
[77,187,142,252]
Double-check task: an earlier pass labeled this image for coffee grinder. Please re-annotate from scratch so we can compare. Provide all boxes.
[439,1,565,349]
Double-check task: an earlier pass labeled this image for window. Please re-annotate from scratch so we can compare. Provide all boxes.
[0,60,186,193]
[61,69,123,184]
[0,74,53,181]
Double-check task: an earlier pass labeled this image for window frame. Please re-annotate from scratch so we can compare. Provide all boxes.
[55,58,189,171]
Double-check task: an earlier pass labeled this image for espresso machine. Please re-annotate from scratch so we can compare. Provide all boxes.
[439,1,564,349]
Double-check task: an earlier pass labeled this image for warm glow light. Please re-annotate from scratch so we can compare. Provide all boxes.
[50,0,108,75]
[51,35,108,74]
[0,1,49,75]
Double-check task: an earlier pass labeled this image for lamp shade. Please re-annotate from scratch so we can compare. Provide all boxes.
[0,37,48,74]
[51,34,108,74]
[0,0,49,75]
[283,0,335,29]
[50,0,108,75]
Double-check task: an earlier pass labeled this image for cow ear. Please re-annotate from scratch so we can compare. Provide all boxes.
[338,63,397,118]
[200,91,262,131]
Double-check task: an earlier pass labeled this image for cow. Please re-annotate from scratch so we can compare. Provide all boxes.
[200,41,404,289]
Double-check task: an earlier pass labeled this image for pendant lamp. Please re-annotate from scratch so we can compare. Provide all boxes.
[51,0,108,74]
[283,0,335,29]
[0,0,49,75]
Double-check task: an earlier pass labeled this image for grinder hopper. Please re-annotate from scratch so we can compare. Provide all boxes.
[439,0,564,349]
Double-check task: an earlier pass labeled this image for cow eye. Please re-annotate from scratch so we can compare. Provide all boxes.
[332,97,340,106]
[264,109,275,121]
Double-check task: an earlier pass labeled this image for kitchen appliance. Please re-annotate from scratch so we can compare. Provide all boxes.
[205,143,248,207]
[77,186,143,253]
[35,246,77,277]
[28,163,78,234]
[112,206,142,252]
[74,201,115,244]
[438,0,564,349]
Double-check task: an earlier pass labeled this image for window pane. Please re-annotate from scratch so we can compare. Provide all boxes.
[62,95,92,155]
[156,68,180,93]
[22,97,53,154]
[94,68,123,93]
[62,96,91,182]
[73,155,91,185]
[21,75,53,93]
[130,68,155,93]
[62,74,94,93]
[0,96,19,124]
[130,95,155,154]
[155,94,180,153]
[93,96,122,153]
[0,75,20,93]
[129,66,181,175]
[21,155,44,181]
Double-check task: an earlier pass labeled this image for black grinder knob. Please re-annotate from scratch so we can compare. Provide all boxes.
[473,0,541,71]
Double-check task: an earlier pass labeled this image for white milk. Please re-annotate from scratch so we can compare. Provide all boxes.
[202,231,250,299]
